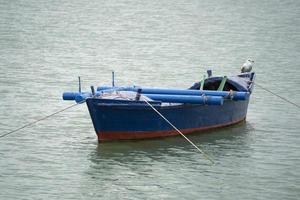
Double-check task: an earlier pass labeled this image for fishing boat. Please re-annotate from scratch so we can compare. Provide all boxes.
[63,67,255,142]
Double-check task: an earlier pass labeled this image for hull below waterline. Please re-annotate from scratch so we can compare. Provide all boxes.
[96,117,246,141]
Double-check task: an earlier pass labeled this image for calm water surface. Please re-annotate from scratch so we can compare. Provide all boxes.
[0,0,299,199]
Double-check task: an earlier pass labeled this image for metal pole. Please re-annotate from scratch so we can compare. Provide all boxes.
[112,71,115,87]
[78,76,81,93]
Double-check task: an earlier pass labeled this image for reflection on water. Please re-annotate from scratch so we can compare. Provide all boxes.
[89,121,254,166]
[82,122,256,199]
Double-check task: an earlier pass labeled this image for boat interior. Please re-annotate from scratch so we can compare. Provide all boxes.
[189,77,240,91]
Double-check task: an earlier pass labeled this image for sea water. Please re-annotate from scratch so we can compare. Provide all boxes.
[0,0,299,199]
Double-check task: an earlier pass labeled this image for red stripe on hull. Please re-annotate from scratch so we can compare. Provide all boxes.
[97,117,246,142]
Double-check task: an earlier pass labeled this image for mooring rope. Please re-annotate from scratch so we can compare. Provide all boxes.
[142,97,214,164]
[0,102,82,139]
[255,83,300,109]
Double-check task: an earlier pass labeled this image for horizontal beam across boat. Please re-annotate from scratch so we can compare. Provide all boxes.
[63,86,249,104]
[63,91,223,105]
[145,94,223,105]
[96,86,249,101]
[63,92,91,103]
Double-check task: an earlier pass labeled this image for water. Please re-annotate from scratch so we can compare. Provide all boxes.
[0,0,299,199]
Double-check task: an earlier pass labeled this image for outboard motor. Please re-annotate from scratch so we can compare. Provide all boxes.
[241,59,254,73]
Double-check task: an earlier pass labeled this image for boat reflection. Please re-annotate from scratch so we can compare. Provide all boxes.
[88,121,255,166]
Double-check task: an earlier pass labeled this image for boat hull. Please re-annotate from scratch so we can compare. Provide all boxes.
[86,98,249,142]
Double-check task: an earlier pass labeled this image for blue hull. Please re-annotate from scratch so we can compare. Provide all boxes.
[86,98,249,141]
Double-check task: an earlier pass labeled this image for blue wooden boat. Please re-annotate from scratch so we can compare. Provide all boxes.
[63,69,255,142]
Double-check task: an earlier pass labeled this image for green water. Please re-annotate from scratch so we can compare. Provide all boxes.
[0,0,299,199]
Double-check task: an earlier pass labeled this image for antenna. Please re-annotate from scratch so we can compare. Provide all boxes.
[112,71,115,87]
[78,76,81,93]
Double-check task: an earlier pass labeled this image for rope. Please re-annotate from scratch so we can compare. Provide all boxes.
[142,97,214,164]
[0,102,82,139]
[255,83,300,109]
